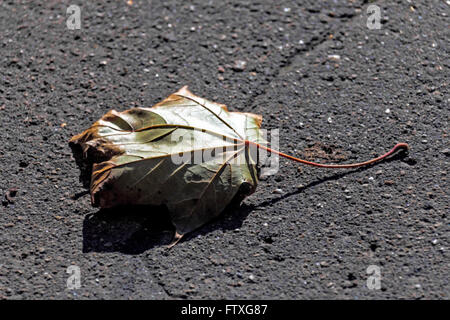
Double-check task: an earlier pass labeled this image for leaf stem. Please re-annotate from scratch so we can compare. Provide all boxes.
[245,141,409,168]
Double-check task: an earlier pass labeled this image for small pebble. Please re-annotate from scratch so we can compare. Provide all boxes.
[162,32,176,42]
[232,60,247,71]
[328,54,341,61]
[273,188,283,194]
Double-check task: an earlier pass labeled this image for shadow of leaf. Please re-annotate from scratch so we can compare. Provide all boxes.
[82,199,253,254]
[82,205,174,254]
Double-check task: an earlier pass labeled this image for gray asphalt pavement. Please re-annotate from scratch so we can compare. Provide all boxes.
[0,0,448,299]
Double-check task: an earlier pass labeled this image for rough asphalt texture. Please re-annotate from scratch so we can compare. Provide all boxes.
[0,0,448,299]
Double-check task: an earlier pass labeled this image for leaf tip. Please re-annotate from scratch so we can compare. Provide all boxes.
[176,85,191,96]
[167,231,184,249]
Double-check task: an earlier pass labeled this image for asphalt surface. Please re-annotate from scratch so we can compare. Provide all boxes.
[0,0,448,299]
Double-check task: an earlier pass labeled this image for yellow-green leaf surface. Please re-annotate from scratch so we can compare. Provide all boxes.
[69,86,267,240]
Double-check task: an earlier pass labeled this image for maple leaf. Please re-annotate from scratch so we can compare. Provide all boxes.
[70,86,408,247]
[70,86,267,246]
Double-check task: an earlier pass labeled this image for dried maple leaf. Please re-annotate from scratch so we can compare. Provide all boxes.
[70,86,408,247]
[70,86,267,246]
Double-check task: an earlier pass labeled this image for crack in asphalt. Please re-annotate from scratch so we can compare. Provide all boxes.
[157,281,172,298]
[248,7,364,110]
